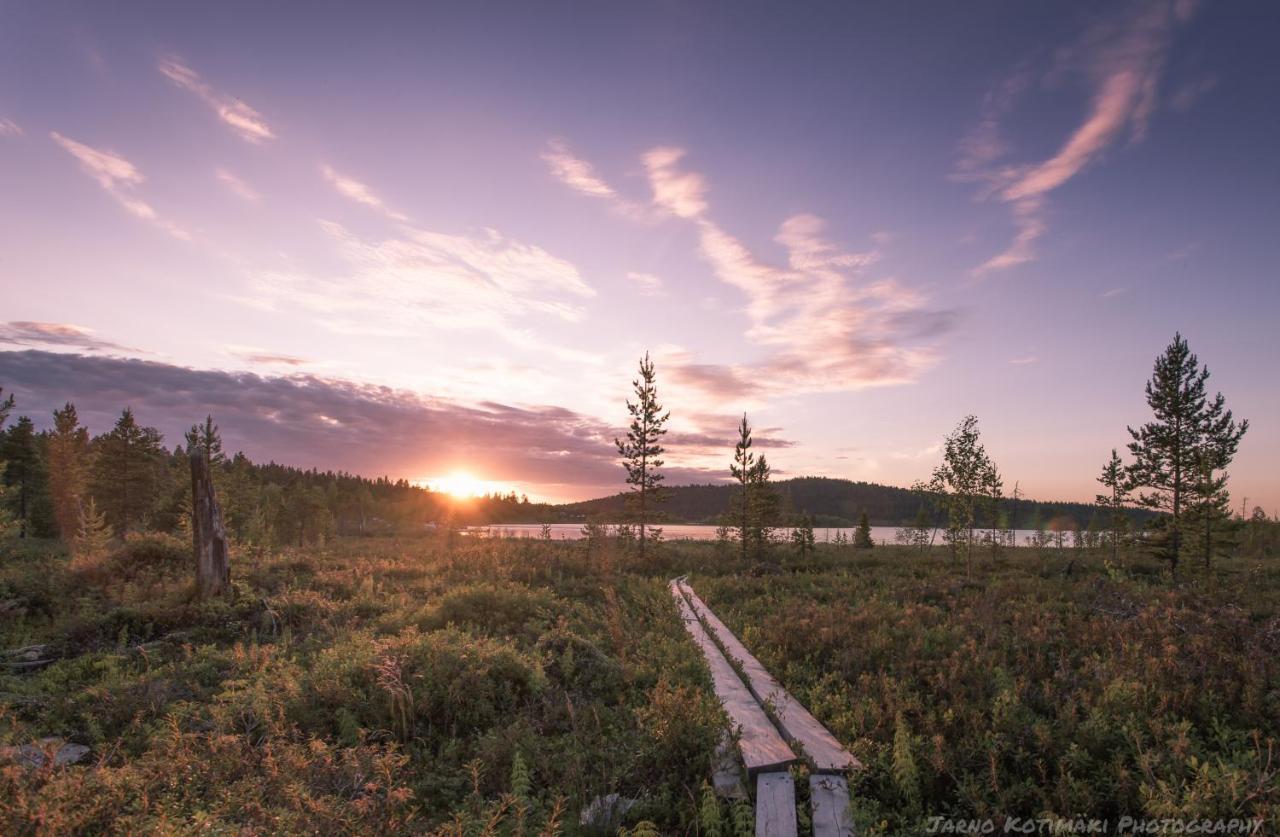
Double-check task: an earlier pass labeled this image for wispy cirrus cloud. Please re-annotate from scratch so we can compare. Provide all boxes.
[227,347,310,367]
[546,143,951,403]
[158,56,274,144]
[0,321,135,354]
[1168,75,1217,112]
[50,132,189,240]
[643,146,708,219]
[215,168,260,202]
[627,271,665,296]
[320,164,408,221]
[636,148,950,402]
[244,219,594,341]
[0,118,22,137]
[959,1,1195,276]
[542,139,616,199]
[541,138,651,220]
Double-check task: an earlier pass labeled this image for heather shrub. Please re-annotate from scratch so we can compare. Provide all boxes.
[415,581,557,639]
[291,627,545,745]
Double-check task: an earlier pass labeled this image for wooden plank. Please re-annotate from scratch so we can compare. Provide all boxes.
[755,771,798,837]
[809,774,856,837]
[669,582,795,774]
[711,731,748,800]
[678,581,861,774]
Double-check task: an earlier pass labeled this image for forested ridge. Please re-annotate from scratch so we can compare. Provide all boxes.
[557,476,1159,528]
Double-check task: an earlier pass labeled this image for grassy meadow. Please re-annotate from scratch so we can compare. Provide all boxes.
[1,534,1278,834]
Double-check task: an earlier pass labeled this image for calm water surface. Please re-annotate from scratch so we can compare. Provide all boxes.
[464,523,1057,547]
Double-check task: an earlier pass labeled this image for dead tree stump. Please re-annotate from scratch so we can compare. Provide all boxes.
[190,449,231,599]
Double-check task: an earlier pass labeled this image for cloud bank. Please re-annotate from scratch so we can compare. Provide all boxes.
[0,350,728,499]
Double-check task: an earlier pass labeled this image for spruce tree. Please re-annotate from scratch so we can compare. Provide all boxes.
[614,353,669,561]
[185,415,225,468]
[854,511,874,549]
[1126,333,1248,575]
[748,453,778,558]
[1187,450,1234,567]
[0,389,15,536]
[0,415,42,537]
[48,403,90,546]
[790,513,816,558]
[90,408,166,535]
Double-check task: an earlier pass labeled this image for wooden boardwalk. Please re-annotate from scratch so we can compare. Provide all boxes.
[669,581,796,774]
[670,578,858,836]
[678,581,862,774]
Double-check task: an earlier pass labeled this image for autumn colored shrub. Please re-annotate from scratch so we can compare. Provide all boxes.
[0,535,723,832]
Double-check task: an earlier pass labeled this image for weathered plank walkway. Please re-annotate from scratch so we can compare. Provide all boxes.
[677,580,861,774]
[669,580,796,774]
[670,578,858,836]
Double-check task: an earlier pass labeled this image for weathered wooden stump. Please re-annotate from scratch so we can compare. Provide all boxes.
[190,449,230,599]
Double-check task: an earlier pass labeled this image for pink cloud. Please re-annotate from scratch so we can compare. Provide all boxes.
[320,164,408,221]
[961,2,1193,276]
[50,132,189,240]
[639,151,951,403]
[158,57,274,144]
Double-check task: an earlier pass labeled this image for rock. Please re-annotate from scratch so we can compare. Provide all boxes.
[0,599,27,618]
[5,659,55,673]
[579,793,637,832]
[3,646,55,673]
[0,737,90,769]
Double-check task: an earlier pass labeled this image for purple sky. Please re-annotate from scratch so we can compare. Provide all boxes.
[1,1,1277,507]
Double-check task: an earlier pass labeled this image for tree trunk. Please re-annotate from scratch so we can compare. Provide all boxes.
[190,449,231,599]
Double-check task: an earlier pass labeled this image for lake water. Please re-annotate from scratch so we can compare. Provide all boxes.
[464,522,1060,547]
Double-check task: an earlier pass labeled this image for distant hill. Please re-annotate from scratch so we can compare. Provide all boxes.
[550,476,1157,528]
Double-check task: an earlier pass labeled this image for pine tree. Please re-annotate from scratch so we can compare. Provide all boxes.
[1096,449,1130,564]
[729,415,756,561]
[926,415,1003,575]
[854,510,874,549]
[614,353,669,561]
[47,402,90,546]
[76,496,112,557]
[90,408,166,534]
[1126,333,1248,575]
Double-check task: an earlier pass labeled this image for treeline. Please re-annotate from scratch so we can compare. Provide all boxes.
[555,476,1158,529]
[0,393,551,551]
[599,336,1278,570]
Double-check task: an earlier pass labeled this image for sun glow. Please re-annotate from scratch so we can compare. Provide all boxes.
[421,471,508,499]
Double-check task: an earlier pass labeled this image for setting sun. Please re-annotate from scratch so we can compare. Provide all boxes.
[422,471,505,499]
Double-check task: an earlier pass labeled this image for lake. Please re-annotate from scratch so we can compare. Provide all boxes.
[463,522,1066,547]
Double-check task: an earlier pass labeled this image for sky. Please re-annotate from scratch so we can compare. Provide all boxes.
[1,1,1277,508]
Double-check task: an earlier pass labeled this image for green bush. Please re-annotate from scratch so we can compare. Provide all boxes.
[293,627,545,745]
